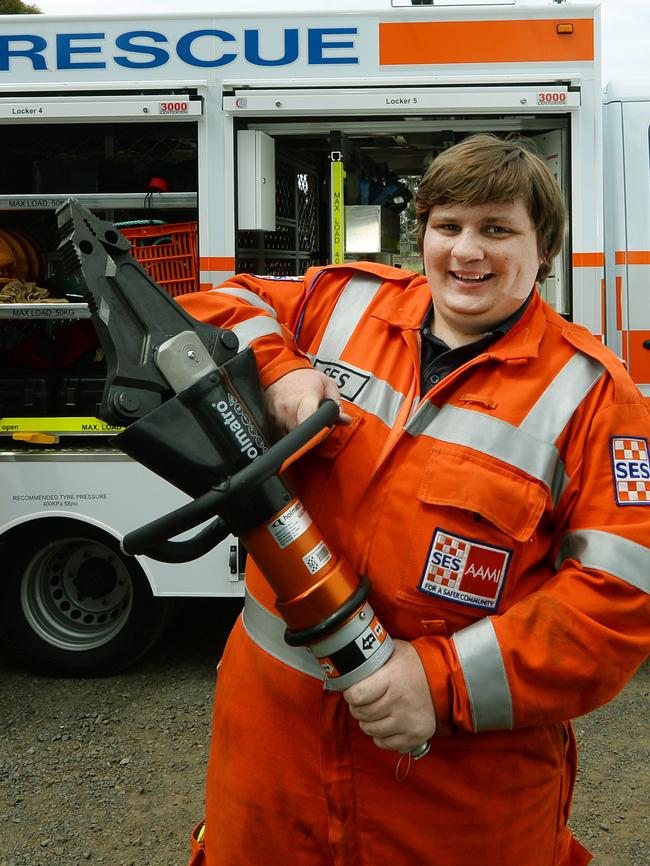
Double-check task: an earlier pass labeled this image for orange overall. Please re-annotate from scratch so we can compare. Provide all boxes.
[179,263,650,866]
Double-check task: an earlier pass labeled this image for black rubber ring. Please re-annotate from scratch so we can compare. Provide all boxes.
[283,575,371,647]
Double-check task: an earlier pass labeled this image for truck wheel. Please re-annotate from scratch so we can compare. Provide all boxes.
[0,521,174,676]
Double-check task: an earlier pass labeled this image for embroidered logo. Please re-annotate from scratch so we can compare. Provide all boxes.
[419,529,511,612]
[611,436,650,505]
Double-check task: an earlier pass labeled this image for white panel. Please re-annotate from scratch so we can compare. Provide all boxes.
[0,456,243,597]
[225,87,579,118]
[0,95,201,122]
[531,130,568,315]
[237,129,276,231]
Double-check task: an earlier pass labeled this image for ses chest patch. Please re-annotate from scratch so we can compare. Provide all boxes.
[611,436,650,505]
[419,529,511,612]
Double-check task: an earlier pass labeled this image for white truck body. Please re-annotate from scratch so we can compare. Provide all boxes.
[0,1,647,671]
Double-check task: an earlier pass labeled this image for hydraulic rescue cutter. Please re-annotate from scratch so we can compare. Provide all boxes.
[56,199,429,758]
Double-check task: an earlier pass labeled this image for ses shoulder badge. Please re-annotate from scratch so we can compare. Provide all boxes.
[419,529,511,612]
[611,436,650,505]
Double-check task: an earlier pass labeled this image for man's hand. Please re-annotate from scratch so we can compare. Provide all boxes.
[343,640,436,753]
[265,368,351,435]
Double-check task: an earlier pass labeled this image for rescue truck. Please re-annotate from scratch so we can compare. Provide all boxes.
[0,0,647,674]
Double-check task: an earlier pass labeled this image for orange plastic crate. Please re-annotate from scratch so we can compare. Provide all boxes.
[121,222,199,297]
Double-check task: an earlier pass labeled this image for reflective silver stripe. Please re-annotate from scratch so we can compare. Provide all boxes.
[318,273,384,360]
[307,352,405,428]
[452,618,513,731]
[406,353,606,504]
[408,403,560,493]
[212,286,278,317]
[310,271,409,427]
[520,354,605,441]
[242,591,335,687]
[231,315,283,349]
[520,354,604,503]
[557,529,650,594]
[312,274,604,504]
[357,376,405,428]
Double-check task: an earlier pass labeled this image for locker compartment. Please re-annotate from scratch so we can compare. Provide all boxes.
[0,376,50,417]
[56,377,106,417]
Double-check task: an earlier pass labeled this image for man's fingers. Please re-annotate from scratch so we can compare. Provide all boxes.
[319,378,354,424]
[358,716,397,739]
[294,393,323,425]
[343,678,389,709]
[347,699,391,723]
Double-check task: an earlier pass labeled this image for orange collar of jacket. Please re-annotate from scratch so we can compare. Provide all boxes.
[368,270,546,365]
[311,261,547,365]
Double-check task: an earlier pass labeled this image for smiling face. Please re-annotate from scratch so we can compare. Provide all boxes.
[422,199,541,347]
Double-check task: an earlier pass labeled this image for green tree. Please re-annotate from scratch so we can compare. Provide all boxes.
[0,0,41,13]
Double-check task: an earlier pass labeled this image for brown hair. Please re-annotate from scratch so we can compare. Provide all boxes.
[416,134,566,282]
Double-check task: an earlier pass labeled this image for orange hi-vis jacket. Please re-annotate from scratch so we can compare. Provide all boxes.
[179,262,650,866]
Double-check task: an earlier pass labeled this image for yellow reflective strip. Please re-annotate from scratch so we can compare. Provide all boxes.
[330,160,346,264]
[0,417,123,434]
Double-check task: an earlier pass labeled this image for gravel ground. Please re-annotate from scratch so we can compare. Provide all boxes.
[0,598,648,866]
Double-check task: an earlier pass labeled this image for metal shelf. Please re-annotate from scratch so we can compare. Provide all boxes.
[0,192,197,211]
[0,303,90,320]
[0,417,122,437]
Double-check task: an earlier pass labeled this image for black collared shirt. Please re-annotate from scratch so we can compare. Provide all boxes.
[420,292,533,396]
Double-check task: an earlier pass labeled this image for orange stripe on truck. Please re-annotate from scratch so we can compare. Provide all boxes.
[200,256,236,271]
[573,252,604,267]
[379,19,594,66]
[627,330,650,382]
[616,251,650,265]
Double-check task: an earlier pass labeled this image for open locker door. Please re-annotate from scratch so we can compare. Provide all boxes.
[621,100,650,392]
[531,130,569,315]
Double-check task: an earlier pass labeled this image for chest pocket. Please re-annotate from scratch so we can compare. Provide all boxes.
[395,440,551,625]
[417,442,550,543]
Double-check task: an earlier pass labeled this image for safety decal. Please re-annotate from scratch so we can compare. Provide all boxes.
[355,617,388,658]
[267,500,312,548]
[316,617,387,679]
[318,656,340,678]
[303,541,332,575]
[611,436,650,505]
[419,529,511,612]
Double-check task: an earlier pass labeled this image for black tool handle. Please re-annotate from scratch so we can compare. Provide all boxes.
[123,399,340,557]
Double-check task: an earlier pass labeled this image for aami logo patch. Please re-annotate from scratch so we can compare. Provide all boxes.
[419,529,511,612]
[611,436,650,505]
[313,359,370,401]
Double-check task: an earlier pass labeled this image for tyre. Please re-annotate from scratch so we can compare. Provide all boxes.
[0,519,174,676]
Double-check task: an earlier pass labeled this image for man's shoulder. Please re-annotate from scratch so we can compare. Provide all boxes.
[541,302,644,402]
[312,260,421,285]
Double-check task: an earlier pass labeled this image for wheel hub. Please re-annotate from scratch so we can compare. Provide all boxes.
[20,536,134,652]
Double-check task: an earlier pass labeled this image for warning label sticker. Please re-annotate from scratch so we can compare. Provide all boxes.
[267,500,312,549]
[355,617,388,658]
[303,541,332,575]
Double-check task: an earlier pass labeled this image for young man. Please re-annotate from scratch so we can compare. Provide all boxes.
[182,135,650,866]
